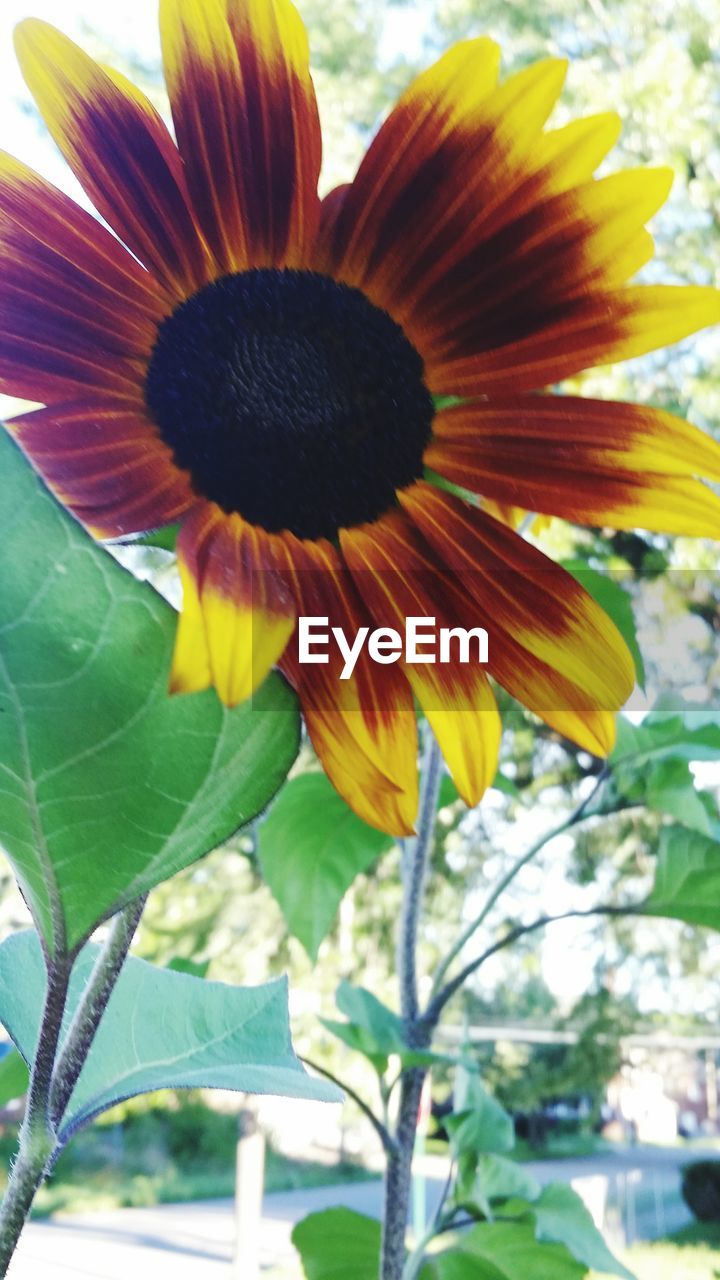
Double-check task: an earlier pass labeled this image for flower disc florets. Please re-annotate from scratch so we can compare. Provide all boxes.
[145,268,434,540]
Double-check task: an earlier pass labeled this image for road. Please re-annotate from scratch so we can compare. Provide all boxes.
[6,1145,712,1278]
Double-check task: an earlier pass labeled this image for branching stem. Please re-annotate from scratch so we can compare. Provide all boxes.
[0,895,146,1273]
[0,955,71,1275]
[49,895,147,1133]
[427,903,636,1023]
[430,768,609,999]
[300,1056,398,1156]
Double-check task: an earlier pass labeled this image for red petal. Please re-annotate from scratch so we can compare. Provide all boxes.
[15,20,209,296]
[400,482,635,754]
[426,395,720,537]
[9,398,195,538]
[340,509,501,807]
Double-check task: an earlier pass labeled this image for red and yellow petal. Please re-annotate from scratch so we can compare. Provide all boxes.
[7,398,195,538]
[386,110,623,324]
[399,482,636,755]
[411,167,671,361]
[161,0,321,272]
[276,536,419,833]
[0,152,166,403]
[313,43,567,303]
[340,510,501,808]
[171,505,296,706]
[426,285,720,396]
[14,19,209,297]
[426,396,720,537]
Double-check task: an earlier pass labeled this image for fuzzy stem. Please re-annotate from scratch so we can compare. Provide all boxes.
[0,957,71,1274]
[50,896,147,1136]
[380,731,443,1280]
[0,895,146,1273]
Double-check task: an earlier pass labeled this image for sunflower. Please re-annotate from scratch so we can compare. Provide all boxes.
[3,3,720,835]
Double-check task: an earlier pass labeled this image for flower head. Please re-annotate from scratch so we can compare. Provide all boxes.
[4,3,720,833]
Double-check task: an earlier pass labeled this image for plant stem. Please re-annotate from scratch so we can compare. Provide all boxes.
[50,895,147,1134]
[426,903,636,1023]
[430,768,609,1000]
[0,955,71,1275]
[300,1056,398,1156]
[380,731,443,1280]
[382,1067,427,1280]
[0,895,147,1273]
[402,1159,455,1280]
[398,734,443,1025]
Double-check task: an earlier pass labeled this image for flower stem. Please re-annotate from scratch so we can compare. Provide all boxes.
[380,730,443,1280]
[0,956,71,1275]
[49,895,147,1135]
[0,895,146,1273]
[430,767,609,1001]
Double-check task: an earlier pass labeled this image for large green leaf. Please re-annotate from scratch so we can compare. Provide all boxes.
[457,1154,540,1217]
[292,1208,382,1280]
[0,931,338,1142]
[645,758,714,834]
[258,773,393,960]
[423,1223,585,1280]
[446,1074,515,1157]
[645,825,720,930]
[530,1184,634,1280]
[0,432,300,956]
[609,707,720,834]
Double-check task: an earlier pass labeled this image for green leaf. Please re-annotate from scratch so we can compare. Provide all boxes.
[0,1047,28,1105]
[322,981,447,1072]
[420,1251,502,1280]
[562,562,645,688]
[321,982,402,1072]
[530,1184,634,1279]
[0,432,300,956]
[458,1154,540,1216]
[258,773,393,961]
[646,758,713,834]
[446,1076,515,1157]
[424,1222,586,1280]
[0,931,339,1141]
[612,708,720,768]
[645,825,720,930]
[292,1208,381,1280]
[133,523,180,551]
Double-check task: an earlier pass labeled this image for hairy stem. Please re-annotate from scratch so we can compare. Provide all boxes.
[0,956,71,1275]
[380,731,443,1280]
[50,895,147,1134]
[0,895,146,1273]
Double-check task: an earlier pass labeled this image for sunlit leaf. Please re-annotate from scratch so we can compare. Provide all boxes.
[293,1207,381,1280]
[645,825,720,930]
[0,931,339,1142]
[258,773,393,961]
[0,432,300,956]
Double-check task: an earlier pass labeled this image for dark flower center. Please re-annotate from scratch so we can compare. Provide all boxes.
[145,268,434,541]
